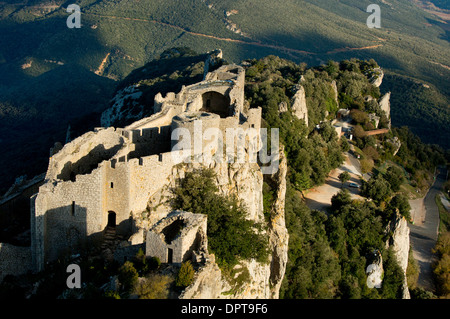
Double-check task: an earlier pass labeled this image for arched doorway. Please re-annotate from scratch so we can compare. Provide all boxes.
[107,211,116,228]
[201,91,230,118]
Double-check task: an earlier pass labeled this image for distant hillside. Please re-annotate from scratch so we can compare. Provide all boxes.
[381,73,450,149]
[0,0,449,191]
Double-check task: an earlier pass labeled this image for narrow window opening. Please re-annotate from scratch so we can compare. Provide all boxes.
[168,248,173,264]
[71,201,75,216]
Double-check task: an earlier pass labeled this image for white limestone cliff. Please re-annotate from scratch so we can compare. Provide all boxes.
[291,85,308,126]
[379,92,391,128]
[386,213,411,299]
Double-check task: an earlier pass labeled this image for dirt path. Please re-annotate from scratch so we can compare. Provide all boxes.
[95,52,110,76]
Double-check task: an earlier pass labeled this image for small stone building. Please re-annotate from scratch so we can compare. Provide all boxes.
[146,211,208,265]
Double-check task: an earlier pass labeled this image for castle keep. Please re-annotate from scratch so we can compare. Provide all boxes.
[30,63,263,272]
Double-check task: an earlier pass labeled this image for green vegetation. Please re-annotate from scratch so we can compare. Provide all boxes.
[117,261,139,293]
[338,171,351,187]
[244,55,348,191]
[245,55,422,299]
[382,74,450,149]
[175,261,195,289]
[432,232,450,298]
[171,168,269,270]
[134,273,172,299]
[432,192,450,298]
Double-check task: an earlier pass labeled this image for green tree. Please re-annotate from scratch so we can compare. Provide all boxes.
[175,261,195,288]
[338,171,351,187]
[384,166,405,192]
[361,174,392,203]
[340,136,350,152]
[281,183,341,299]
[331,188,352,211]
[118,261,139,293]
[388,194,411,221]
[172,169,269,270]
[381,248,405,299]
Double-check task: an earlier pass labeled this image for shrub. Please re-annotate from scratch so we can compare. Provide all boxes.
[384,166,405,192]
[388,194,411,221]
[360,158,374,174]
[103,290,121,299]
[118,261,138,292]
[433,232,450,297]
[338,171,351,187]
[175,261,195,288]
[134,274,172,299]
[147,256,162,271]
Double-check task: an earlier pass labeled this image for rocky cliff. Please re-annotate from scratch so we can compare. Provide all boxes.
[134,150,288,299]
[291,85,308,126]
[379,92,391,127]
[386,212,411,299]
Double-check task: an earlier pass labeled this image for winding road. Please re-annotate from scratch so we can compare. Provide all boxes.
[409,167,446,292]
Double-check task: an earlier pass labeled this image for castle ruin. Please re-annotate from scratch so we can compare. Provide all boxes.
[30,62,263,272]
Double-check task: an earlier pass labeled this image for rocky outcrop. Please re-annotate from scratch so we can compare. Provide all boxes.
[291,85,308,126]
[366,250,383,289]
[203,49,223,79]
[180,254,223,299]
[278,101,288,113]
[100,85,144,127]
[386,212,411,299]
[370,68,384,87]
[267,146,289,298]
[379,92,391,128]
[387,136,402,156]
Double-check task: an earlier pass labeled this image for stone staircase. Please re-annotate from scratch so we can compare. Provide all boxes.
[101,226,117,261]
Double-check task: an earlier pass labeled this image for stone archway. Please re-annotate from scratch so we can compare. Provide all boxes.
[201,91,230,118]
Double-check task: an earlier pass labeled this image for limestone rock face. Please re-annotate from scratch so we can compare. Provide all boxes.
[278,101,288,113]
[370,68,384,87]
[366,251,383,289]
[267,146,289,298]
[379,92,391,127]
[180,254,223,299]
[386,213,411,299]
[331,80,339,108]
[291,85,308,126]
